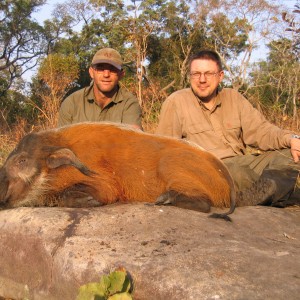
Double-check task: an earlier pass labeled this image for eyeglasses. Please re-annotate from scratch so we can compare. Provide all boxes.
[92,65,120,75]
[189,71,220,80]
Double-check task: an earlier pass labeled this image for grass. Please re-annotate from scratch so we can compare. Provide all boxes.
[0,134,17,165]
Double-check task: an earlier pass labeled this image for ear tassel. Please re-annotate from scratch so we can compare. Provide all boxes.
[47,148,96,176]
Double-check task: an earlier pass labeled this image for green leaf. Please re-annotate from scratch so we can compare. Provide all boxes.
[76,282,106,300]
[77,269,133,300]
[109,271,127,295]
[99,274,113,294]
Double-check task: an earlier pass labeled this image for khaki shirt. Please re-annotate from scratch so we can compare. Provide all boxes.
[156,88,293,159]
[58,83,142,128]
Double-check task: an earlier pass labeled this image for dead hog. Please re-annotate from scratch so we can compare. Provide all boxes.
[0,122,236,221]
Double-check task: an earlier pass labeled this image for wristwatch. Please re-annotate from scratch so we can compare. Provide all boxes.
[291,134,300,139]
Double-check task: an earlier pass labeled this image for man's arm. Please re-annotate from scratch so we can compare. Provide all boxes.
[57,96,74,127]
[238,95,293,150]
[122,98,143,130]
[290,136,300,162]
[156,97,182,138]
[237,95,300,163]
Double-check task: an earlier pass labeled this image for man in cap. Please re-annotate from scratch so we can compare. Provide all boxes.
[58,48,142,129]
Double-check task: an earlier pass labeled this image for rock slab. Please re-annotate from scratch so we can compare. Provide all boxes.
[0,204,299,299]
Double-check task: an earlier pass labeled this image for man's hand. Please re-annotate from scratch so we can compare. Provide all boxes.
[290,137,300,162]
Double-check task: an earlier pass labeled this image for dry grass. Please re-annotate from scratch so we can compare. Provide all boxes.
[249,95,300,132]
[0,118,37,165]
[262,108,300,132]
[0,134,16,165]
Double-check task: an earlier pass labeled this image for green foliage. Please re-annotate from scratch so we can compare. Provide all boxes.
[0,0,47,92]
[38,53,79,87]
[208,14,250,59]
[34,53,80,128]
[144,0,208,89]
[249,37,300,117]
[0,89,36,128]
[77,269,133,300]
[0,74,10,97]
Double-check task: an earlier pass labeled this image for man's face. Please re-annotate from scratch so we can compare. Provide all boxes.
[89,63,124,93]
[189,59,224,102]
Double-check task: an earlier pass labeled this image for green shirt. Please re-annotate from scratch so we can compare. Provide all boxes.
[58,82,142,128]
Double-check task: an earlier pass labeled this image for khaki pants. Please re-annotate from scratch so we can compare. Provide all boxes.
[222,149,300,191]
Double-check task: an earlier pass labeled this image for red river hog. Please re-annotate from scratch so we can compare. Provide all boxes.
[0,123,236,221]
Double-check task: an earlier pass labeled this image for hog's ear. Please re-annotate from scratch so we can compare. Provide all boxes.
[46,148,95,176]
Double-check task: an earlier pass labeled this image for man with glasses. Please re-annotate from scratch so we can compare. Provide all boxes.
[58,48,142,130]
[156,50,300,206]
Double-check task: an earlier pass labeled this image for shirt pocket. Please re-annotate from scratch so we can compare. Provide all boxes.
[223,118,242,139]
[188,123,212,134]
[186,123,218,151]
[223,118,241,130]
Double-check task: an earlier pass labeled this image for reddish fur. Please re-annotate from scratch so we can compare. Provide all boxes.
[42,123,232,207]
[0,123,235,214]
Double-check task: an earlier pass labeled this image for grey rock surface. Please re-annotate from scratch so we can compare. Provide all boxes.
[0,204,299,300]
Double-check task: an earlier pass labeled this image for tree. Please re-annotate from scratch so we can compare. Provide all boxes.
[249,38,300,127]
[195,0,281,90]
[36,53,79,128]
[123,0,165,104]
[0,0,47,92]
[154,0,206,90]
[282,3,300,56]
[2,0,297,133]
[248,2,300,128]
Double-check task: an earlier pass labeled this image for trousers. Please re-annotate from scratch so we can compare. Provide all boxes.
[222,149,300,204]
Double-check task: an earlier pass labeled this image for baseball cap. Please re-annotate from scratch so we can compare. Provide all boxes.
[91,48,123,70]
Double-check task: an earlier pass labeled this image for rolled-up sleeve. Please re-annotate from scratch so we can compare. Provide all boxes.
[239,95,293,150]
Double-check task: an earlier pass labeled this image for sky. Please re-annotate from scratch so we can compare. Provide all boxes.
[32,0,59,23]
